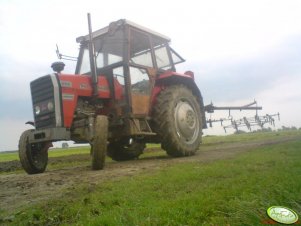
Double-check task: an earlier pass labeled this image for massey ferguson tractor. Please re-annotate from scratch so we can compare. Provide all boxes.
[19,14,207,174]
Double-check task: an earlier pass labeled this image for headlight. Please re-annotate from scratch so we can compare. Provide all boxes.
[47,101,54,111]
[35,106,41,115]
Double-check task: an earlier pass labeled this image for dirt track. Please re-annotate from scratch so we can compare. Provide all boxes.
[0,135,300,216]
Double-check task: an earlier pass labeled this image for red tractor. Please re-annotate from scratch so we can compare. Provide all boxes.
[19,15,206,174]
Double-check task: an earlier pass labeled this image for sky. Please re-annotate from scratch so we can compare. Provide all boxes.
[0,0,301,151]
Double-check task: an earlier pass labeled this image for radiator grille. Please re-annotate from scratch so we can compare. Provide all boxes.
[30,75,56,128]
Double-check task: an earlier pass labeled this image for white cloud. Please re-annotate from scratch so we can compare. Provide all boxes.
[0,118,32,151]
[257,75,301,127]
[1,0,301,150]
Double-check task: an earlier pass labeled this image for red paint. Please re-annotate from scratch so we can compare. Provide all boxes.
[156,70,194,80]
[150,85,164,109]
[58,73,123,128]
[58,70,193,127]
[150,70,194,108]
[261,218,300,225]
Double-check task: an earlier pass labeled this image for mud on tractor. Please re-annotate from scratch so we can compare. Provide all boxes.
[19,14,206,174]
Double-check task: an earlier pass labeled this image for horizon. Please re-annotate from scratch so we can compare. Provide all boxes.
[1,0,301,151]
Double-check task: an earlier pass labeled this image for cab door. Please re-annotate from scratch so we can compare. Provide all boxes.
[129,66,151,115]
[129,29,154,116]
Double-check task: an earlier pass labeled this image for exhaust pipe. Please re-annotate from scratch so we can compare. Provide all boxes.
[87,13,98,97]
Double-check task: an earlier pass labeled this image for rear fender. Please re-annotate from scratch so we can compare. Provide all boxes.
[151,71,207,129]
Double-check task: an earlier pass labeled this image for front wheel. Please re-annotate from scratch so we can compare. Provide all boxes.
[153,85,203,157]
[91,115,108,170]
[19,130,50,174]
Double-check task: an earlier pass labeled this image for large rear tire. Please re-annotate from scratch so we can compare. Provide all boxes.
[107,139,145,161]
[19,130,50,174]
[91,115,108,170]
[153,85,202,157]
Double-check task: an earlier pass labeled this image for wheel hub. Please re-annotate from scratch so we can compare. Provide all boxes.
[174,100,199,143]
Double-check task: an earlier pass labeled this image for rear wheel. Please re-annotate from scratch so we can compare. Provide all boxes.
[107,139,145,161]
[91,115,108,170]
[19,130,50,174]
[153,85,202,157]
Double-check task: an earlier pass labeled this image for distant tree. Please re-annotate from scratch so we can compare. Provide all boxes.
[282,126,289,131]
[261,128,270,132]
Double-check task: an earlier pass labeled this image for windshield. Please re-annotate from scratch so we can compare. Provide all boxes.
[78,29,124,74]
[129,30,185,70]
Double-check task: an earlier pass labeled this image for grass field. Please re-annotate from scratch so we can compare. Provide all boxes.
[0,144,162,163]
[0,130,297,162]
[0,147,90,162]
[1,130,301,225]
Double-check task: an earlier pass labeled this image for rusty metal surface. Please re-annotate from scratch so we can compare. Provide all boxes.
[205,100,262,113]
[131,94,150,115]
[207,113,280,133]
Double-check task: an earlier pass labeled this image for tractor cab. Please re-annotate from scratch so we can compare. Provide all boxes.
[75,19,185,116]
[75,19,184,74]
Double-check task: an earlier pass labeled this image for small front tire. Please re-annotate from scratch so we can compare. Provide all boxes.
[91,115,108,170]
[19,130,50,174]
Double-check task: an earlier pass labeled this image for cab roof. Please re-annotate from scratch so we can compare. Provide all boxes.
[76,19,171,43]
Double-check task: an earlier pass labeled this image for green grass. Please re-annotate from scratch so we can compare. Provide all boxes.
[1,130,299,162]
[0,144,161,163]
[0,147,91,162]
[0,146,163,175]
[202,130,301,145]
[4,134,301,225]
[0,151,18,162]
[49,146,90,157]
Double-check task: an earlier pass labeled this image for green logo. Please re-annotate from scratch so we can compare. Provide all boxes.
[267,206,299,224]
